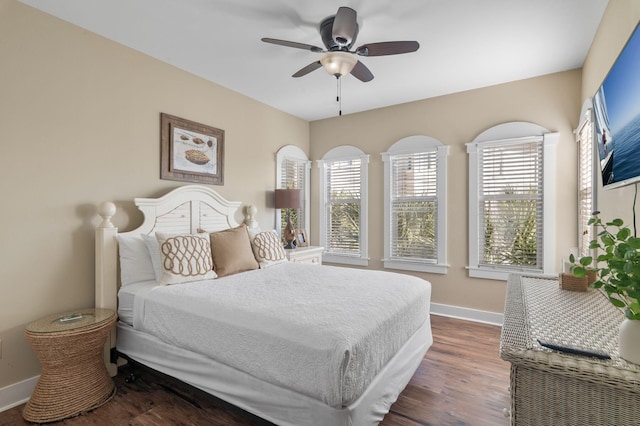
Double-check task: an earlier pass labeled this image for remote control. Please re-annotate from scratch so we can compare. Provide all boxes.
[537,339,611,360]
[59,313,83,322]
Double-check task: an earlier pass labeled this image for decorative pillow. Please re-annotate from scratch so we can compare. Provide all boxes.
[117,234,156,286]
[209,224,259,277]
[155,233,217,285]
[142,233,163,282]
[251,231,288,268]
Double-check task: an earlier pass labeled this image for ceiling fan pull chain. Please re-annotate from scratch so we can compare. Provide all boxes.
[336,76,342,116]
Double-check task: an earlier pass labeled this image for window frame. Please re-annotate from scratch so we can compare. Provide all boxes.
[317,145,369,266]
[467,122,558,281]
[382,135,449,274]
[276,145,310,238]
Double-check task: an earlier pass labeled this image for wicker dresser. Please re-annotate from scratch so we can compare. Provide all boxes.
[500,274,640,426]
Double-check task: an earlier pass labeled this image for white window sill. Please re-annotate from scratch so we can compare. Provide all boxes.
[383,259,448,274]
[467,266,555,281]
[322,254,369,267]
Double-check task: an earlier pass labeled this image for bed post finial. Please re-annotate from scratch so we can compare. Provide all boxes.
[243,205,258,229]
[98,202,116,228]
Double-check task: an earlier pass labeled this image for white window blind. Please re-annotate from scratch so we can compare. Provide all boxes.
[390,152,438,260]
[478,140,543,270]
[280,157,307,232]
[577,117,594,257]
[324,158,362,255]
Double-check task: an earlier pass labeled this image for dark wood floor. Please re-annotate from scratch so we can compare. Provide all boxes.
[0,315,510,426]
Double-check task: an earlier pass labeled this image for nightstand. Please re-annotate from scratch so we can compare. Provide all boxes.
[285,246,324,265]
[23,308,117,423]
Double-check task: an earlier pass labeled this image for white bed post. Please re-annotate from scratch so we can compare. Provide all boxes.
[95,201,118,377]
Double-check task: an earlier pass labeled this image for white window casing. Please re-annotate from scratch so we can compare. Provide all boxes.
[467,122,558,281]
[382,135,449,274]
[317,146,369,266]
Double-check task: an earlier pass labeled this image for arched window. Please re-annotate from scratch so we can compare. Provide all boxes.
[276,145,310,237]
[317,146,369,266]
[382,135,449,274]
[467,122,558,280]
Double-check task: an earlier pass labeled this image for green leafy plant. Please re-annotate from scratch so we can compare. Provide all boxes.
[571,215,640,320]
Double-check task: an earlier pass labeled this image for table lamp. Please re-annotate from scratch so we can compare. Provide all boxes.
[275,188,301,249]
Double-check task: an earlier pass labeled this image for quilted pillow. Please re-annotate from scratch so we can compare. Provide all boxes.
[156,233,217,285]
[209,225,259,277]
[252,231,288,268]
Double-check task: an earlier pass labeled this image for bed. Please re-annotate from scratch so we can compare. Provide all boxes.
[95,185,432,425]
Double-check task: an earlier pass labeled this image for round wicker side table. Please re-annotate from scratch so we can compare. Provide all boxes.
[23,308,117,423]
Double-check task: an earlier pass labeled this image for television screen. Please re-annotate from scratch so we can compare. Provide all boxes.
[593,23,640,189]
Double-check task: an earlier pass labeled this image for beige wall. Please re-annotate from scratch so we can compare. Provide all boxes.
[310,70,582,315]
[0,1,309,389]
[582,0,640,226]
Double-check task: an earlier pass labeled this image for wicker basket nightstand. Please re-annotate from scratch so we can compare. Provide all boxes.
[23,308,117,423]
[500,274,640,425]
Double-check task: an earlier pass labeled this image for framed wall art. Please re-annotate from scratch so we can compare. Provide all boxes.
[160,113,224,185]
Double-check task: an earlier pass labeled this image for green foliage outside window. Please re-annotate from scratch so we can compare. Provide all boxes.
[393,201,436,259]
[482,197,539,267]
[328,189,360,253]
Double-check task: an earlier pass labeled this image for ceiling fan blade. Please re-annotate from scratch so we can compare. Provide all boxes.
[261,38,323,53]
[351,60,374,82]
[356,41,420,57]
[332,7,358,46]
[292,61,323,78]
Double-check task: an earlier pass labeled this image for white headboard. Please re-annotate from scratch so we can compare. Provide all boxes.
[95,185,253,375]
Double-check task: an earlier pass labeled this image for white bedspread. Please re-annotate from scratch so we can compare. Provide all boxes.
[128,262,431,408]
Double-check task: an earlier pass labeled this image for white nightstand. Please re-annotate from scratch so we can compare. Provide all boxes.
[285,246,324,265]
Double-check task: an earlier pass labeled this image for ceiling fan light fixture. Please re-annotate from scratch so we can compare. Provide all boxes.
[320,51,357,77]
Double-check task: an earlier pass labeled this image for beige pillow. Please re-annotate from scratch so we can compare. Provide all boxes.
[252,231,288,268]
[209,225,259,277]
[156,233,217,285]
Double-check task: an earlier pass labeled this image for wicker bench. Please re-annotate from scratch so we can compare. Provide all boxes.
[500,274,640,426]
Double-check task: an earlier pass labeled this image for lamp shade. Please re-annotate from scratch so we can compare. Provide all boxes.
[275,189,301,209]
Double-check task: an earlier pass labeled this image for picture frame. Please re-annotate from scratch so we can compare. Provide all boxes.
[296,229,308,247]
[160,113,224,185]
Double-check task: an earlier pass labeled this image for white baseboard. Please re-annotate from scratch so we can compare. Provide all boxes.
[430,302,503,326]
[0,375,37,413]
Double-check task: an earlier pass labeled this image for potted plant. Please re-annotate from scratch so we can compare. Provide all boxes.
[570,213,640,363]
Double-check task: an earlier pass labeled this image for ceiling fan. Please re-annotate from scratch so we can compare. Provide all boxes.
[261,6,420,82]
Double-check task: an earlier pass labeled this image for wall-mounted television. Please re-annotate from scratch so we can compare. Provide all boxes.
[593,22,640,190]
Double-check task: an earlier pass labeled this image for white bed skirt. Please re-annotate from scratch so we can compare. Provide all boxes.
[117,318,432,426]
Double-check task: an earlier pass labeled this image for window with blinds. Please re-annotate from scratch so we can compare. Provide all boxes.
[276,145,310,240]
[280,157,307,232]
[390,152,438,260]
[383,136,448,274]
[324,158,362,255]
[318,146,368,266]
[577,116,594,257]
[478,140,543,270]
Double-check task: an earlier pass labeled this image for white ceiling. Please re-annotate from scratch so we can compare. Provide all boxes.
[20,0,609,121]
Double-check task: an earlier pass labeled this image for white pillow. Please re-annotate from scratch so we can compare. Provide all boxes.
[117,234,156,286]
[251,230,288,268]
[142,233,163,282]
[156,232,217,285]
